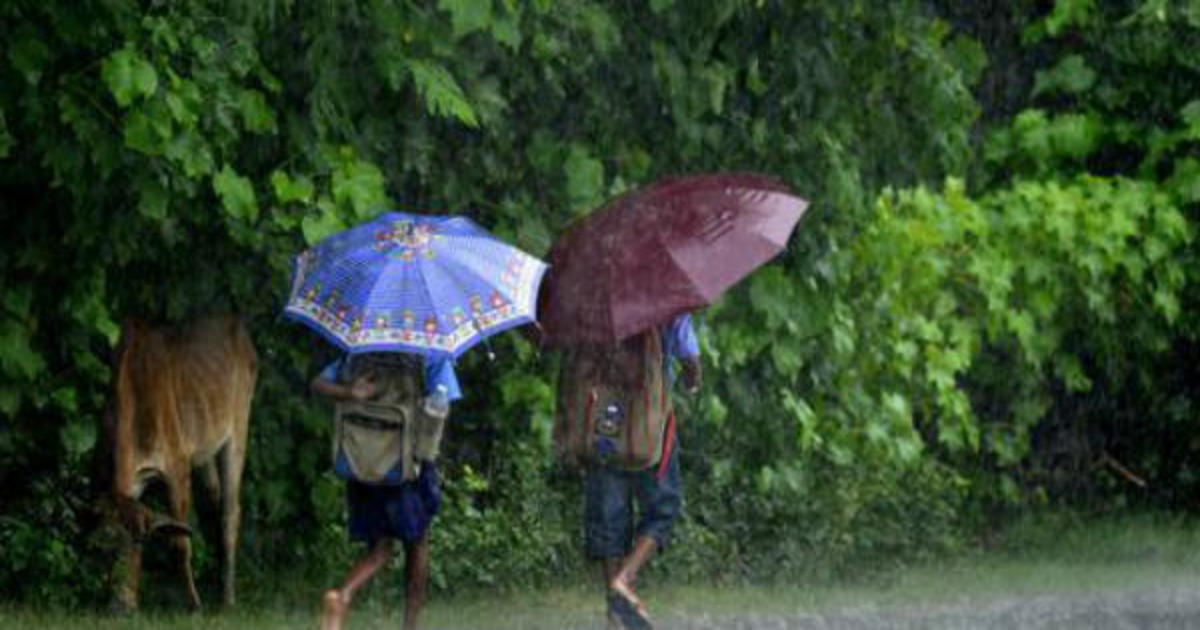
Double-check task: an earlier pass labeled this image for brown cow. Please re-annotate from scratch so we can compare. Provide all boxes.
[105,315,257,612]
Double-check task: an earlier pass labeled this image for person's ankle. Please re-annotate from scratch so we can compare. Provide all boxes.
[325,588,349,606]
[610,573,632,592]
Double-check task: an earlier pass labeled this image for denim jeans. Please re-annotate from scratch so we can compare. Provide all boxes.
[583,445,682,559]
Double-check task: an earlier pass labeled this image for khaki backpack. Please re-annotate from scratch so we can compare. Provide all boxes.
[554,329,672,471]
[332,355,446,485]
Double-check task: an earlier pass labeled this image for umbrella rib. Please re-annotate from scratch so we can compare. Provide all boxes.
[354,242,441,356]
[432,234,488,342]
[416,230,511,354]
[648,223,698,329]
[411,250,445,356]
[600,235,620,343]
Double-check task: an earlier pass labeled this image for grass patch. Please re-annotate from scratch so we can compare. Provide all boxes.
[5,512,1200,629]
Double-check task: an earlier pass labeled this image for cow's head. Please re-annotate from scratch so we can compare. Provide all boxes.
[130,503,193,540]
[98,492,193,541]
[96,494,192,613]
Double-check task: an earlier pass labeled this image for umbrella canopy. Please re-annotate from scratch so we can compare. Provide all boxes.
[284,211,547,358]
[540,173,808,345]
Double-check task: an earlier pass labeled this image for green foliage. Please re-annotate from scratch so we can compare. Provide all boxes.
[430,444,580,593]
[838,177,1188,488]
[407,60,480,128]
[985,1,1200,186]
[955,0,1200,507]
[102,46,159,108]
[213,165,259,223]
[0,474,107,607]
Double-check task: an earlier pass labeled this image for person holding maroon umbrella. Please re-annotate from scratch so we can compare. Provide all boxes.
[542,174,809,629]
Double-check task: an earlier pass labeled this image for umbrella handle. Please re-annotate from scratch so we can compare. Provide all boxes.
[471,317,497,361]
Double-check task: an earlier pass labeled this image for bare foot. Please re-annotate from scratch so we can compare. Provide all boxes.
[608,579,651,630]
[320,589,348,630]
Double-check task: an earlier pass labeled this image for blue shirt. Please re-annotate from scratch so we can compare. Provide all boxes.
[661,313,700,384]
[662,313,700,360]
[320,355,463,402]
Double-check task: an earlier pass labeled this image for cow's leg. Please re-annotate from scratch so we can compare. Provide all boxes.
[111,489,149,613]
[165,472,202,611]
[112,541,143,613]
[218,440,246,608]
[199,460,221,508]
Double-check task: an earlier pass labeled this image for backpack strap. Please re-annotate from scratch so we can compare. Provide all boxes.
[655,410,676,480]
[584,389,597,445]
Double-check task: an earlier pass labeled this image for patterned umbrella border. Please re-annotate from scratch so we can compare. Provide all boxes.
[283,246,548,358]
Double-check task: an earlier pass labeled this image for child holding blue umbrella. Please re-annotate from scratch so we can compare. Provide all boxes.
[312,352,461,630]
[283,211,546,630]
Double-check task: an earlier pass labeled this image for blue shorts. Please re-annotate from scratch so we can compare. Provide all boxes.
[346,463,440,546]
[584,445,683,559]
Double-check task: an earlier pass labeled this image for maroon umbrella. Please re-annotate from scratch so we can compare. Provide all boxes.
[539,173,809,345]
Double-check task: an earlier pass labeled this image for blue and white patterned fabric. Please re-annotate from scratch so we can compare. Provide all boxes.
[284,211,548,358]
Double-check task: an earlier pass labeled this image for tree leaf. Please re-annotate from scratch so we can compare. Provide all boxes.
[213,164,259,223]
[781,390,818,452]
[270,170,315,204]
[1168,157,1200,203]
[1044,0,1095,37]
[438,0,493,38]
[490,11,522,50]
[65,272,121,346]
[1047,113,1104,159]
[526,129,563,174]
[60,418,97,459]
[0,318,44,380]
[101,46,158,108]
[1032,55,1096,97]
[123,109,164,155]
[563,144,604,215]
[703,63,730,115]
[579,5,619,53]
[1182,100,1200,140]
[408,60,480,127]
[332,158,387,220]
[745,58,767,97]
[747,266,795,329]
[237,88,277,134]
[165,130,215,177]
[302,199,346,245]
[8,32,51,86]
[134,172,170,220]
[165,80,203,128]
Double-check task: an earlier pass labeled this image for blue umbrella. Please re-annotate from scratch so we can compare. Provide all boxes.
[284,211,548,358]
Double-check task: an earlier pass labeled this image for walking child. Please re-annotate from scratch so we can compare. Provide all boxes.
[312,352,461,630]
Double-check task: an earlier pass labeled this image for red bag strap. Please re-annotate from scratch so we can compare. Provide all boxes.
[656,410,677,480]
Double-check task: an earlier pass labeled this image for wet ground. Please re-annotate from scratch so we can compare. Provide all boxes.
[610,588,1200,630]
